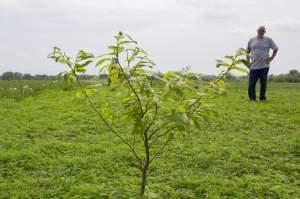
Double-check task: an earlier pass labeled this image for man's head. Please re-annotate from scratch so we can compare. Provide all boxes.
[257,26,266,38]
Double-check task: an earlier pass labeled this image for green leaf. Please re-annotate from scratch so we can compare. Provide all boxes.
[231,66,249,73]
[163,72,176,80]
[132,118,146,135]
[81,60,93,67]
[119,40,137,45]
[76,90,82,98]
[235,59,249,67]
[216,60,229,68]
[174,87,184,96]
[236,48,246,56]
[118,46,125,53]
[176,103,186,112]
[78,50,94,60]
[215,80,225,88]
[85,88,95,97]
[99,65,110,73]
[225,55,235,60]
[135,64,153,69]
[96,58,111,67]
[100,105,113,124]
[75,66,86,73]
[108,62,119,85]
[54,46,61,51]
[108,45,118,50]
[216,62,223,68]
[124,33,137,43]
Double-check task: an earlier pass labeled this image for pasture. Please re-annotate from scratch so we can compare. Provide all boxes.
[0,80,299,198]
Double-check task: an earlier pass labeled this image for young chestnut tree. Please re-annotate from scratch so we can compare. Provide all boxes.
[48,32,249,196]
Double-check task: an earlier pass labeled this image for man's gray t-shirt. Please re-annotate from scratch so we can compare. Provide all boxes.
[247,36,278,70]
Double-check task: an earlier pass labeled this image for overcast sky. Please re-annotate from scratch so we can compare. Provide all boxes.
[1,0,300,75]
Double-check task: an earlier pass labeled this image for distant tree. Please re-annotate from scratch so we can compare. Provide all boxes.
[201,75,216,81]
[77,74,95,80]
[269,74,275,81]
[23,73,33,80]
[14,72,23,80]
[99,73,108,79]
[34,74,48,80]
[289,69,299,76]
[288,69,300,82]
[2,72,15,80]
[269,69,300,82]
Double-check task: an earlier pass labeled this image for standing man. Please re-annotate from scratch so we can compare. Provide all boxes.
[247,26,278,101]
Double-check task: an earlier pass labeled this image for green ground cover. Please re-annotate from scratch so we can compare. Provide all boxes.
[0,81,299,198]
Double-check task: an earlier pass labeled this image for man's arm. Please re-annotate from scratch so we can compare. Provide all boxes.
[246,40,251,68]
[266,48,278,64]
[266,38,278,64]
[247,40,251,54]
[271,48,278,59]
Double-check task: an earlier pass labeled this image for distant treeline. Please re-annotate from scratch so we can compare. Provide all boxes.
[269,70,300,83]
[0,72,97,80]
[221,69,300,83]
[0,69,299,82]
[0,71,215,82]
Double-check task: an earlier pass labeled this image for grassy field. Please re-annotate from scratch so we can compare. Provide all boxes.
[0,80,299,198]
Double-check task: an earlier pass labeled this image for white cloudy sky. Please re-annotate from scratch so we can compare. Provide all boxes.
[0,0,300,75]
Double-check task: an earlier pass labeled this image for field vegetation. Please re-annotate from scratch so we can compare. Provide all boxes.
[0,79,299,198]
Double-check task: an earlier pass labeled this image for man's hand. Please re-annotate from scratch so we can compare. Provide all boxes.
[265,57,273,64]
[246,55,251,68]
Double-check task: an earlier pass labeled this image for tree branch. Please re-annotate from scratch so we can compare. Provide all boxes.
[144,103,158,133]
[149,132,174,165]
[67,57,142,169]
[116,57,144,117]
[149,126,176,148]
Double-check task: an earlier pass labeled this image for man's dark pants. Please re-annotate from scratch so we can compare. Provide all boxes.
[248,67,269,101]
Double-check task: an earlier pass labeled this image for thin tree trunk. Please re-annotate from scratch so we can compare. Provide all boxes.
[140,131,150,196]
[140,163,148,196]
